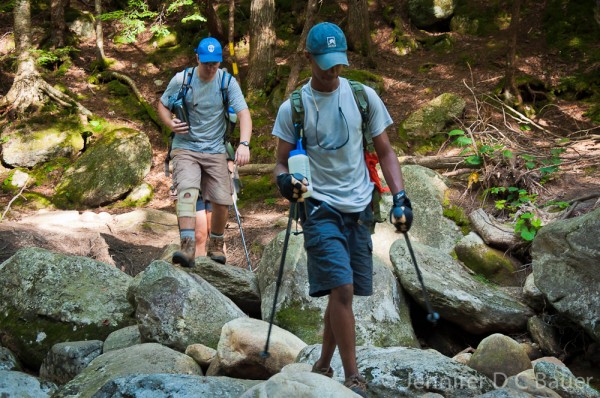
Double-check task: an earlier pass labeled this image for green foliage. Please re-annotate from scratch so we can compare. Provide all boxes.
[237,174,279,208]
[0,0,14,13]
[543,0,600,61]
[32,47,78,70]
[486,186,542,241]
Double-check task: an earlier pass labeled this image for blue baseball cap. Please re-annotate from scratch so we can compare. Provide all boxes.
[195,37,223,63]
[306,22,349,70]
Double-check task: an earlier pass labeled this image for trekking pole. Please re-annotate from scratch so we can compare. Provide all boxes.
[230,164,252,271]
[261,202,296,358]
[402,232,440,324]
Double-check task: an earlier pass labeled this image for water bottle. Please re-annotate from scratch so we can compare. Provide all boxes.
[226,106,237,125]
[288,139,312,198]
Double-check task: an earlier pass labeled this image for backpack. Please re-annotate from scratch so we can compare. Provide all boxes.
[164,67,236,176]
[290,80,390,231]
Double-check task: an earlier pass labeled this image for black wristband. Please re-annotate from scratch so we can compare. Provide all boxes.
[239,141,249,147]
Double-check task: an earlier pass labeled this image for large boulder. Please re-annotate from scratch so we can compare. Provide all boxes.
[1,122,84,168]
[297,344,495,397]
[54,128,152,208]
[408,0,457,29]
[54,343,202,398]
[257,230,419,348]
[206,317,306,379]
[454,232,523,286]
[376,165,463,261]
[0,248,135,369]
[0,370,57,397]
[468,334,532,386]
[400,93,465,139]
[391,240,533,334]
[94,374,260,398]
[531,208,600,343]
[127,260,247,350]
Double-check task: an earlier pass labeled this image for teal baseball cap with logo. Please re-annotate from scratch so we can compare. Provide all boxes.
[195,37,223,63]
[306,22,349,70]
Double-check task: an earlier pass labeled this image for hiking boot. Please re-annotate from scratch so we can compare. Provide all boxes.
[344,374,367,397]
[172,237,195,268]
[311,363,334,378]
[207,236,226,264]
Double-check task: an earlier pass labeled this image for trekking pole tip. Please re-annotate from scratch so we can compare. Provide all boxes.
[427,312,440,324]
[260,351,270,359]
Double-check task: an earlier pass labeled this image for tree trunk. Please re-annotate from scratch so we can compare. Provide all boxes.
[346,0,373,65]
[246,0,275,92]
[502,0,523,108]
[228,0,240,83]
[94,0,107,66]
[284,0,319,97]
[469,209,522,251]
[205,0,226,42]
[50,0,68,48]
[0,0,91,118]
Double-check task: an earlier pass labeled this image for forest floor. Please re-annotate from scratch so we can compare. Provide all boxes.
[0,4,599,273]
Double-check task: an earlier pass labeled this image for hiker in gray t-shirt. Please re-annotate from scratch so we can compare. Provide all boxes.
[158,37,252,266]
[272,22,412,398]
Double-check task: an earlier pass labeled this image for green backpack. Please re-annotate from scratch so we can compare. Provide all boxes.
[289,81,390,231]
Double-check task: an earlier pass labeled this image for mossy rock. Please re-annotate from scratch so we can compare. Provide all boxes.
[54,128,152,209]
[400,92,466,140]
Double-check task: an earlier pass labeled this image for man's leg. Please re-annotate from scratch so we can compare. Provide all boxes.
[206,203,228,264]
[320,284,359,379]
[172,188,198,267]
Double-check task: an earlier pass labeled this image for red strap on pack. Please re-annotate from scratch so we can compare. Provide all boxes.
[365,151,390,194]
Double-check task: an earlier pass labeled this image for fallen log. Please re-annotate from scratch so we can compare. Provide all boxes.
[468,208,521,251]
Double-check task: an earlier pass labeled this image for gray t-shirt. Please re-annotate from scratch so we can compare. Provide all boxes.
[272,78,393,213]
[160,68,248,153]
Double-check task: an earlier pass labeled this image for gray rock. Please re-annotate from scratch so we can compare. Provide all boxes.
[54,128,152,208]
[0,347,21,371]
[475,387,536,397]
[527,316,562,357]
[454,232,523,286]
[54,343,202,398]
[503,369,560,398]
[40,340,103,385]
[239,370,360,397]
[401,93,465,138]
[206,317,306,379]
[297,344,495,397]
[376,165,462,258]
[127,260,247,350]
[0,370,58,397]
[533,361,600,398]
[408,0,457,28]
[257,230,419,348]
[1,123,83,168]
[93,374,259,398]
[468,334,532,386]
[0,248,135,369]
[192,256,261,316]
[103,325,142,353]
[532,208,600,343]
[522,273,546,312]
[391,240,533,334]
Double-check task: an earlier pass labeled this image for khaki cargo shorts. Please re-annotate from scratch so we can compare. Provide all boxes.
[171,149,233,206]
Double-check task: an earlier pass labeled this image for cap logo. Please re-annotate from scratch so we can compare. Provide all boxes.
[208,44,215,53]
[327,36,337,48]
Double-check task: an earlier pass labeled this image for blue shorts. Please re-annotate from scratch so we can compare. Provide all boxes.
[301,198,374,297]
[196,192,212,212]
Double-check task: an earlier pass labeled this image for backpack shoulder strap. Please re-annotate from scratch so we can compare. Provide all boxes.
[348,80,373,153]
[178,67,195,99]
[220,68,233,107]
[290,88,305,143]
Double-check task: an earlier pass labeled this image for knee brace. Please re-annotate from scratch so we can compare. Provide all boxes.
[176,188,199,218]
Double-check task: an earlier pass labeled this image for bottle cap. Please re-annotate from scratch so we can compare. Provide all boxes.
[289,148,306,157]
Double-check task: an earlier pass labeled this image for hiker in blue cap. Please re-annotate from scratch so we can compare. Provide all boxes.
[271,22,413,397]
[158,37,252,266]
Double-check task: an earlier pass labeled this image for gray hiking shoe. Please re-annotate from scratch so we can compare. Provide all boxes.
[172,237,195,268]
[207,236,226,264]
[344,374,367,397]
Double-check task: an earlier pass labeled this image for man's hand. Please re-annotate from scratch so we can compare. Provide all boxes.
[277,173,309,202]
[390,190,413,232]
[171,119,190,134]
[235,145,250,167]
